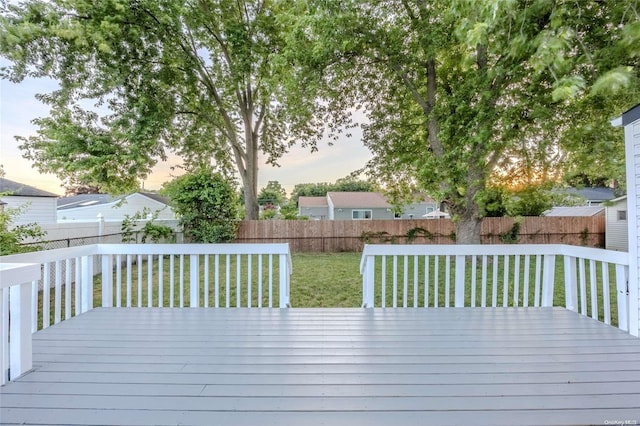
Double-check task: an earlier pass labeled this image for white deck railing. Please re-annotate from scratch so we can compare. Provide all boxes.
[361,244,631,331]
[0,243,292,385]
[0,263,40,384]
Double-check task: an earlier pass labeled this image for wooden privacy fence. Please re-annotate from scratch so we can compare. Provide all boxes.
[236,216,605,252]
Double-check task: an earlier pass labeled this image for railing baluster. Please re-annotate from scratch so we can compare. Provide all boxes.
[147,255,153,308]
[471,255,477,308]
[116,255,122,308]
[31,281,37,333]
[514,255,520,307]
[65,259,72,318]
[179,255,185,308]
[215,254,220,308]
[170,255,175,308]
[236,254,241,308]
[434,256,439,308]
[481,256,487,308]
[590,260,598,320]
[615,264,629,332]
[258,255,263,308]
[268,254,272,308]
[189,255,199,308]
[1,288,8,385]
[381,255,386,308]
[158,255,164,307]
[126,255,132,308]
[393,256,398,308]
[502,255,509,308]
[54,261,61,324]
[204,255,210,308]
[403,255,408,308]
[602,262,611,325]
[423,256,429,308]
[43,263,50,329]
[454,255,465,308]
[579,258,587,315]
[534,255,542,307]
[413,255,418,308]
[226,255,230,308]
[492,256,498,307]
[137,254,143,308]
[75,258,82,316]
[523,255,530,308]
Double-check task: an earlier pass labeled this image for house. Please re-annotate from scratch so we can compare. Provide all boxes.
[57,192,175,221]
[298,192,439,220]
[0,177,58,224]
[612,102,640,336]
[605,196,628,251]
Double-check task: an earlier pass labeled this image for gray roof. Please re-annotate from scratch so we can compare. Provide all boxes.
[298,196,328,208]
[0,177,59,197]
[57,194,118,210]
[57,192,170,210]
[544,206,605,217]
[566,187,615,203]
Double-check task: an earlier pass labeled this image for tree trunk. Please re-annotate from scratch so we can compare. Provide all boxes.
[455,211,482,244]
[242,122,260,220]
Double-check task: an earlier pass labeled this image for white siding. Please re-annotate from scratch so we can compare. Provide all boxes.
[1,196,57,224]
[624,116,640,337]
[58,193,175,222]
[605,198,628,251]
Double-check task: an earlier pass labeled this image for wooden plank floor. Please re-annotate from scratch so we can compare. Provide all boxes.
[1,307,640,425]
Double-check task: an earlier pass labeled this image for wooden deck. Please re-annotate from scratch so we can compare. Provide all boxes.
[1,307,639,425]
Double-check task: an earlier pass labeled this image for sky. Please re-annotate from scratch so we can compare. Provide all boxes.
[0,75,373,197]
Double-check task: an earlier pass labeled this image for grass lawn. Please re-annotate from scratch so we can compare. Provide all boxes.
[36,252,619,328]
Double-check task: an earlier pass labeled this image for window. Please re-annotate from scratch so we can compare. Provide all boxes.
[352,210,372,220]
[425,207,435,214]
[618,210,627,221]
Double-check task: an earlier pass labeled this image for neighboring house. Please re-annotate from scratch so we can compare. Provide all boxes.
[298,192,440,220]
[543,206,605,217]
[57,192,175,221]
[298,196,329,220]
[398,195,439,219]
[565,187,616,206]
[0,177,58,224]
[605,196,628,252]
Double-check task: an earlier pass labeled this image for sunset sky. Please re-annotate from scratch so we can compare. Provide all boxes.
[0,75,372,197]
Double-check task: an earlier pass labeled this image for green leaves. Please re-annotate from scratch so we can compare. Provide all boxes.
[591,67,634,96]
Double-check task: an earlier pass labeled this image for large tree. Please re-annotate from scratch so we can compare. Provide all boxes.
[0,0,322,219]
[291,0,639,243]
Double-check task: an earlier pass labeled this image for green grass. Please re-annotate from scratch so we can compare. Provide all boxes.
[36,252,620,329]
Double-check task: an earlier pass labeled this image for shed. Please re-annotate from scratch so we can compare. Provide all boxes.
[0,177,58,224]
[612,103,640,336]
[605,196,628,251]
[544,206,605,217]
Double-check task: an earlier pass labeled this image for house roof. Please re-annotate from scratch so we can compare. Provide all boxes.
[0,177,59,197]
[544,206,605,217]
[298,196,328,208]
[57,192,170,210]
[327,192,391,209]
[611,103,640,127]
[566,187,615,203]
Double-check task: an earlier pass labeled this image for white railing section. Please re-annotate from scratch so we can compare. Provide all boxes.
[0,263,40,385]
[1,243,292,331]
[360,244,631,331]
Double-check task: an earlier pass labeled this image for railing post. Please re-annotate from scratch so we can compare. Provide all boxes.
[80,256,93,313]
[563,256,578,312]
[362,255,375,308]
[541,255,556,307]
[9,282,32,381]
[189,255,200,308]
[279,254,290,308]
[101,254,113,308]
[615,264,629,332]
[454,255,465,307]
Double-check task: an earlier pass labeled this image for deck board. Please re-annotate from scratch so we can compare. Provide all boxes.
[1,307,640,425]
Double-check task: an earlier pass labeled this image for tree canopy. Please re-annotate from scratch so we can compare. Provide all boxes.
[0,0,326,219]
[289,0,639,242]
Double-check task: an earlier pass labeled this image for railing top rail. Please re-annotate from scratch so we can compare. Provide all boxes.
[0,245,99,264]
[0,263,41,289]
[360,244,629,273]
[94,243,291,255]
